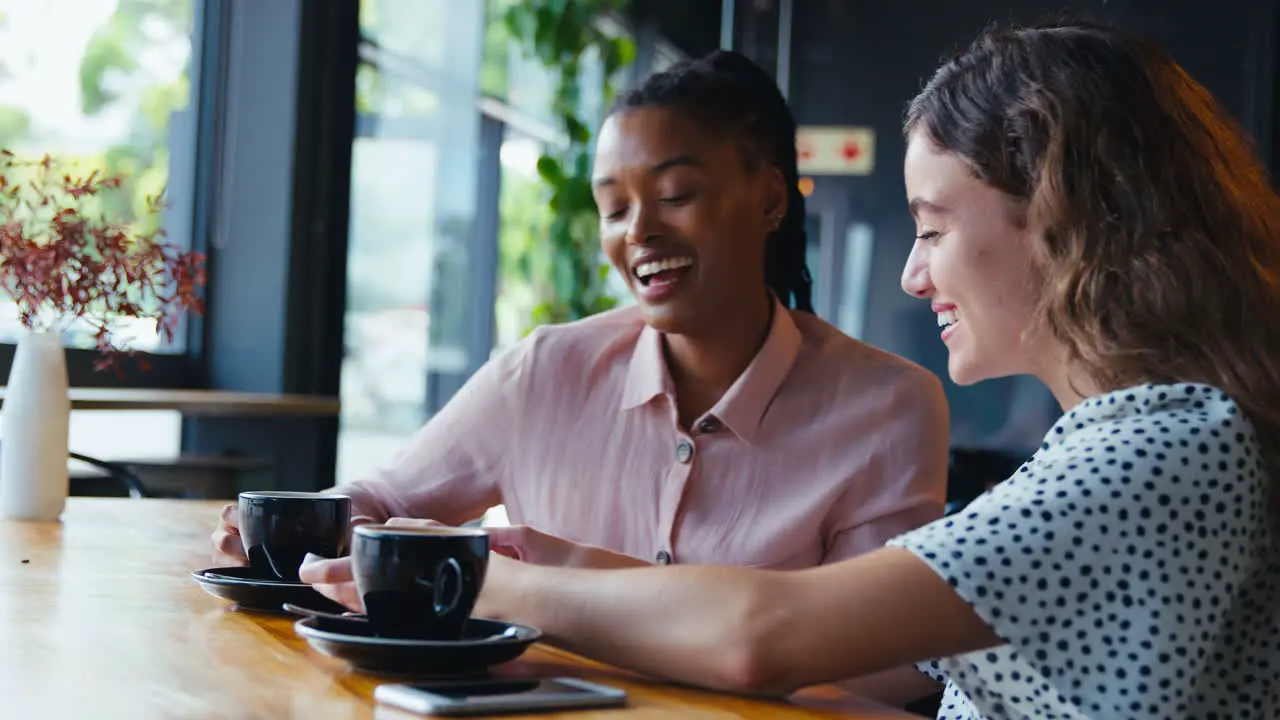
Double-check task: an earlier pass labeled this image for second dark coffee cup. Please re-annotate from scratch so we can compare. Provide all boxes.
[351,524,489,640]
[238,491,351,582]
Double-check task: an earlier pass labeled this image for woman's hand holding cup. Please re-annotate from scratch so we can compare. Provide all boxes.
[302,518,490,640]
[211,502,249,567]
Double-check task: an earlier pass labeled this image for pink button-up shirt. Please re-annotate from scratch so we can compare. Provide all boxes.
[338,300,949,568]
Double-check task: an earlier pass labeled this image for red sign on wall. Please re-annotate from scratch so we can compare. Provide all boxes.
[796,126,875,176]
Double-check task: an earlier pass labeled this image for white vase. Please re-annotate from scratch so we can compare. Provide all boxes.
[0,330,70,521]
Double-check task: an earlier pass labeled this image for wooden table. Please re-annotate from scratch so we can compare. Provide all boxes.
[0,499,916,719]
[0,387,341,416]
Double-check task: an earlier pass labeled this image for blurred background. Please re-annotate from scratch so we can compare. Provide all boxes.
[3,0,1275,507]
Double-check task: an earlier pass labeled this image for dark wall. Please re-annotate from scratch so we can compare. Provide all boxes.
[771,0,1279,454]
[630,0,722,58]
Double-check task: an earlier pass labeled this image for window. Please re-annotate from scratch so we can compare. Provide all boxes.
[836,222,874,339]
[0,0,201,354]
[0,0,207,468]
[484,1,637,355]
[493,128,550,351]
[338,0,487,485]
[480,0,556,126]
[338,0,657,485]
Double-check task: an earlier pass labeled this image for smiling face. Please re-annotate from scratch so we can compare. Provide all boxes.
[900,129,1045,385]
[592,106,785,336]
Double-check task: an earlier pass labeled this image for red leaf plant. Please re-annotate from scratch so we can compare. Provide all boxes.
[0,151,206,374]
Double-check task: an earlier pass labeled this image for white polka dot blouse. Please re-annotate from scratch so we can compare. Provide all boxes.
[888,383,1280,719]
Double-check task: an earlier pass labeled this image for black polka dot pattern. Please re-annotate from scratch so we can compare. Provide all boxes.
[888,383,1280,719]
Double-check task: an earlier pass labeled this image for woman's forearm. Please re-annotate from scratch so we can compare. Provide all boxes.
[483,548,1000,697]
[488,561,785,693]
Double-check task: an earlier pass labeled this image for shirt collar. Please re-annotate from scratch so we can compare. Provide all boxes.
[620,322,673,412]
[620,297,803,444]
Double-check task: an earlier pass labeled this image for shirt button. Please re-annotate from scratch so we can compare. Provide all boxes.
[675,440,694,464]
[655,550,672,565]
[696,417,722,434]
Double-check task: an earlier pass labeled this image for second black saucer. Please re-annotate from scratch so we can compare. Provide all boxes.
[191,566,348,615]
[294,615,541,675]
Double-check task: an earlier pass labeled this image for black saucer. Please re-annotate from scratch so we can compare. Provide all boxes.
[191,566,349,615]
[294,615,541,675]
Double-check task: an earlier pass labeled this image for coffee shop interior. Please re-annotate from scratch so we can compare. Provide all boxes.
[1,0,1277,517]
[3,0,1280,717]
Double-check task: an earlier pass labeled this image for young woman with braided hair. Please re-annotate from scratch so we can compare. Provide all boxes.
[224,50,950,650]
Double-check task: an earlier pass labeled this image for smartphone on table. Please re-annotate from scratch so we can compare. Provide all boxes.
[373,677,627,716]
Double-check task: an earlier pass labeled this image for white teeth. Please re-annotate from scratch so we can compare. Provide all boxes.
[936,310,959,327]
[635,256,694,279]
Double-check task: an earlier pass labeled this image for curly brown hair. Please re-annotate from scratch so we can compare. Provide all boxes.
[905,21,1280,516]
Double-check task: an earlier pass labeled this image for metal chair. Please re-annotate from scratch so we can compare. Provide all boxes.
[69,451,151,499]
[0,441,151,499]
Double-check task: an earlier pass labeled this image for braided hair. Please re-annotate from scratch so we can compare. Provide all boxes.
[611,50,814,314]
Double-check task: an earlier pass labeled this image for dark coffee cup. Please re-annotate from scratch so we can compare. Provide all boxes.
[351,524,489,640]
[238,491,351,582]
